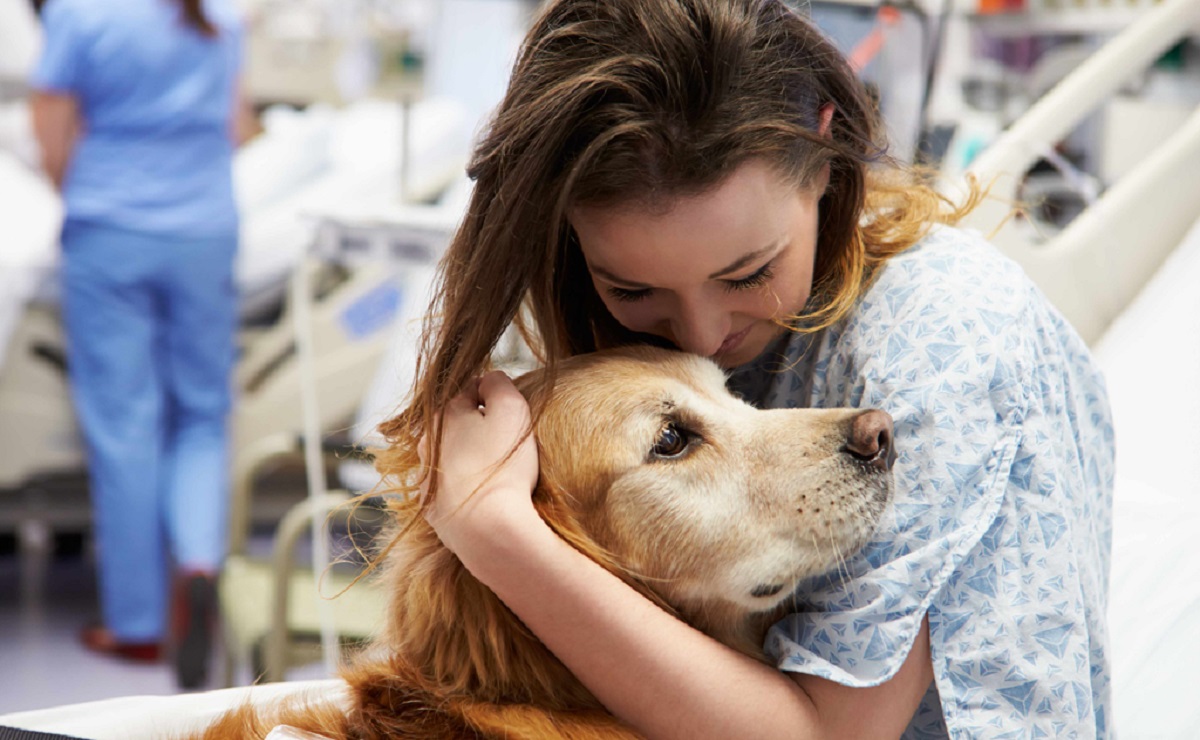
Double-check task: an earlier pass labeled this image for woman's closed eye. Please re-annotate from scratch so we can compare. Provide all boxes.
[607,285,654,303]
[605,260,776,303]
[722,260,774,293]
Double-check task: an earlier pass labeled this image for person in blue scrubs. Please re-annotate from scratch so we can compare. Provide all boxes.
[30,0,246,689]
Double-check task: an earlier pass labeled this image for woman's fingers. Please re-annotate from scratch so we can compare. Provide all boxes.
[475,371,524,415]
[423,372,533,481]
[446,376,484,416]
[417,371,541,550]
[476,369,517,399]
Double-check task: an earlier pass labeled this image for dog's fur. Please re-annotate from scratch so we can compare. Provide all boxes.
[198,346,893,739]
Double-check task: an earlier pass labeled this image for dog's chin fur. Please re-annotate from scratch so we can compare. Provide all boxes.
[193,346,892,739]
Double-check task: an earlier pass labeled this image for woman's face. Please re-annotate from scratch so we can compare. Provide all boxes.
[570,158,825,369]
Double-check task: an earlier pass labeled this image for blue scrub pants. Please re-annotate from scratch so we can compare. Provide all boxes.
[61,221,237,642]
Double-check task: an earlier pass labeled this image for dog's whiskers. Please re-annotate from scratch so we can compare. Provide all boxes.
[808,528,827,580]
[825,519,852,583]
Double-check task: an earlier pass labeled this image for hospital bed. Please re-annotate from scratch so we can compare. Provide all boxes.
[957,0,1200,346]
[0,0,510,500]
[0,104,472,691]
[217,203,468,688]
[0,95,470,496]
[4,0,1200,734]
[0,113,471,708]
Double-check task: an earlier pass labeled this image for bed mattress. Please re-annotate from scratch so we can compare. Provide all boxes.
[1094,214,1200,739]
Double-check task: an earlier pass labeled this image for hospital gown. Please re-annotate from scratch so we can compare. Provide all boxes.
[728,225,1115,738]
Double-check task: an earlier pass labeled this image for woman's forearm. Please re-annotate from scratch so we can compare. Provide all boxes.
[30,92,80,190]
[230,82,260,146]
[455,502,823,740]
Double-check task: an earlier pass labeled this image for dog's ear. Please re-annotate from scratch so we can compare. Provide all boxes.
[518,364,629,587]
[529,474,585,544]
[531,471,681,620]
[511,365,552,411]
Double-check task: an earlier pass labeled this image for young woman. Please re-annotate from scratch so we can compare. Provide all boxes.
[386,0,1114,736]
[31,0,246,688]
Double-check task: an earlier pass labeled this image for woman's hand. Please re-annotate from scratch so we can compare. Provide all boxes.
[419,370,541,557]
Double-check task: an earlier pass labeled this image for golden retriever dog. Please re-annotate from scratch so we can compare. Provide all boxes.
[198,346,894,739]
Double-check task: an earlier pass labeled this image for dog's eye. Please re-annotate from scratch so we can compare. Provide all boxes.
[652,424,689,458]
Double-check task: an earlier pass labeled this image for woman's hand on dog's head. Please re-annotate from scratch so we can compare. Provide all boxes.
[419,370,542,556]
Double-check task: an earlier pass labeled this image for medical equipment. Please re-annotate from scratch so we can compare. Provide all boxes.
[959,0,1200,345]
[810,0,937,163]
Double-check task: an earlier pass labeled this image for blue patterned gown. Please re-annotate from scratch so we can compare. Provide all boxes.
[728,226,1115,738]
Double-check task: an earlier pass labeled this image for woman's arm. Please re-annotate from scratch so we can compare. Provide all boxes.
[30,90,80,190]
[230,81,260,146]
[427,372,933,740]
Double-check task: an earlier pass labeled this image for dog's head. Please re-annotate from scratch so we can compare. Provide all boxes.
[366,345,894,707]
[521,346,893,636]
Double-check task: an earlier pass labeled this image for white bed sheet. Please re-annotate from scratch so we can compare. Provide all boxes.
[1093,215,1200,739]
[234,97,468,316]
[0,679,347,740]
[0,150,61,368]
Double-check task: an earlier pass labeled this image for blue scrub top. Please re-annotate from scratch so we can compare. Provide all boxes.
[32,0,243,237]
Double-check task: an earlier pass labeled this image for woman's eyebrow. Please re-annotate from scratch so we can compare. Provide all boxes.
[590,241,782,289]
[707,243,779,280]
[590,264,650,289]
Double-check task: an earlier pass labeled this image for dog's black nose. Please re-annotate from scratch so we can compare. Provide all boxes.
[844,410,895,472]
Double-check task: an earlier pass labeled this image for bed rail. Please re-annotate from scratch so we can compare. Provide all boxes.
[958,0,1200,344]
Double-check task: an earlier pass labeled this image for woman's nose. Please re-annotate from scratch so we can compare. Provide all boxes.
[669,301,728,357]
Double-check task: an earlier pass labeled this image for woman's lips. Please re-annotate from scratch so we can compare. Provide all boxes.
[717,323,753,356]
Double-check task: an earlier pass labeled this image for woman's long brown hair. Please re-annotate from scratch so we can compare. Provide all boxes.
[179,0,218,37]
[377,0,980,502]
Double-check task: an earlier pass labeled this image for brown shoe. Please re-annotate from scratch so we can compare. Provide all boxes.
[79,624,162,663]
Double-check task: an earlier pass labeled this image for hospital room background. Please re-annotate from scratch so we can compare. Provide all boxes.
[1,0,1198,736]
